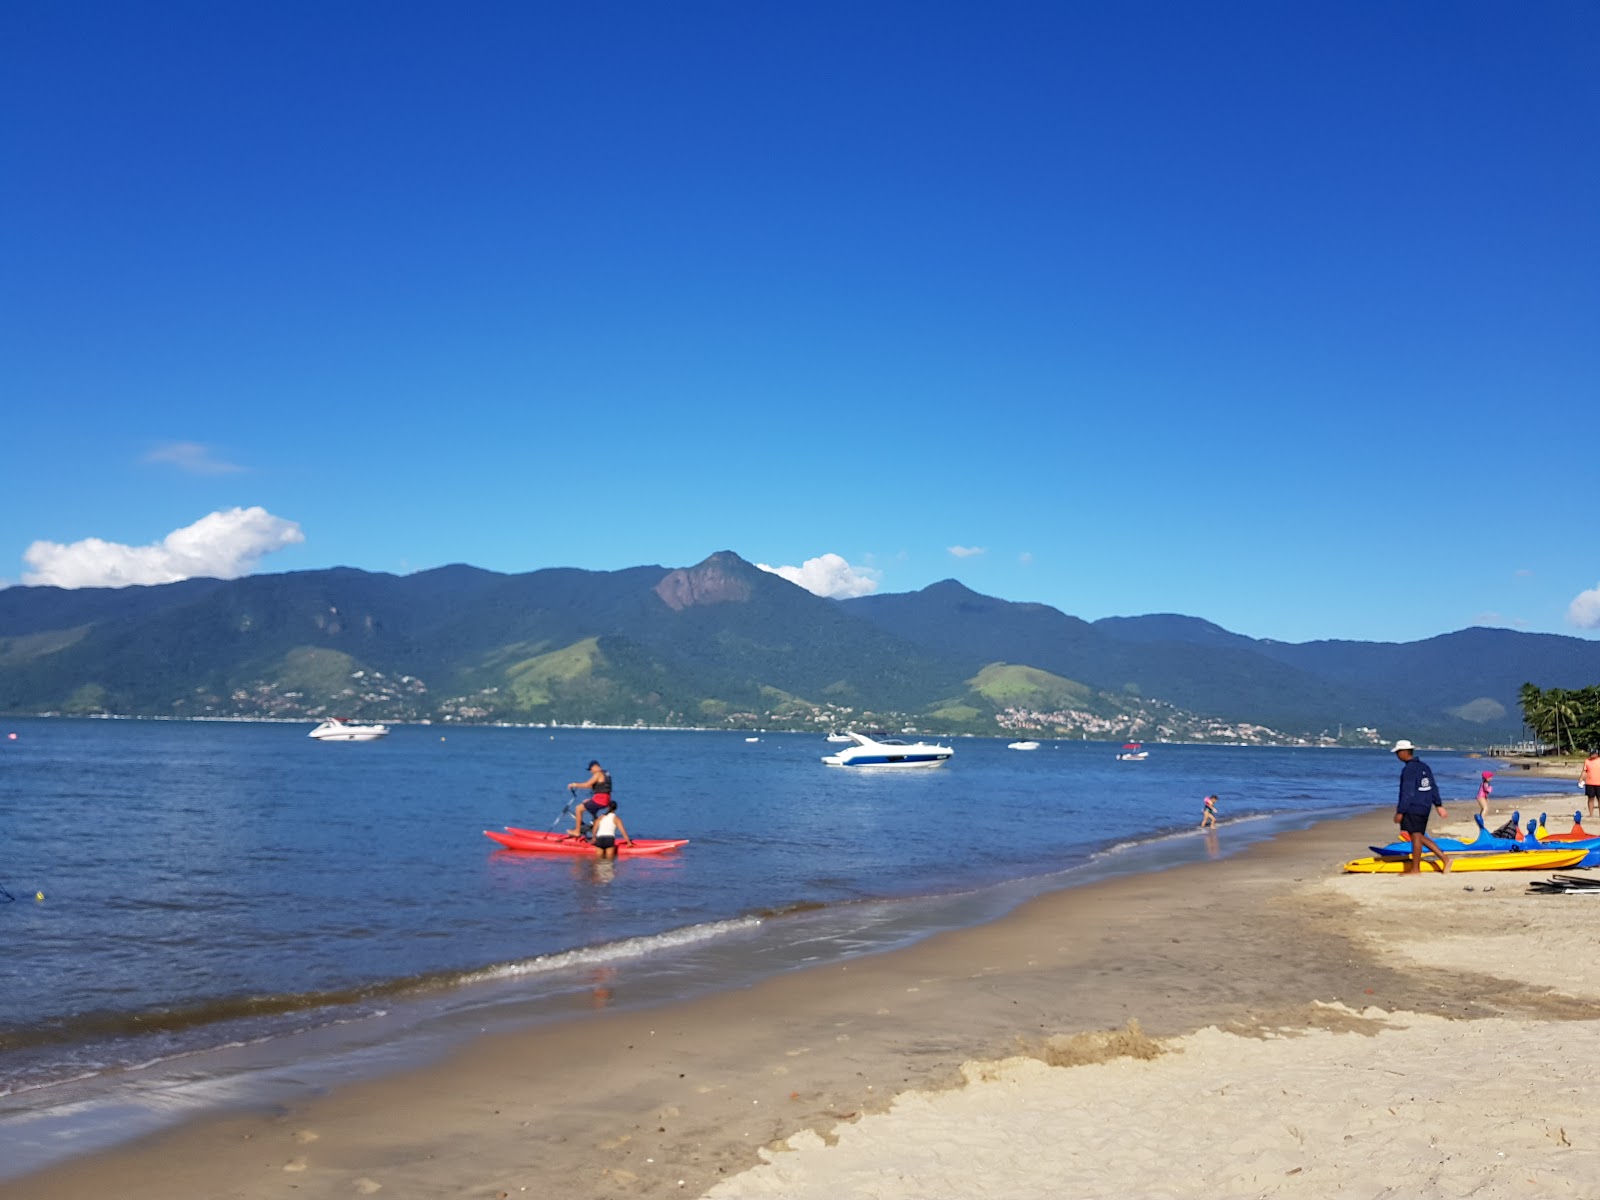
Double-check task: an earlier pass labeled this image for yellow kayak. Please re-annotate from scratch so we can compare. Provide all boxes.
[1341,849,1586,874]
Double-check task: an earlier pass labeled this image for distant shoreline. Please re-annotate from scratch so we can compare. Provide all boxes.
[2,713,1453,749]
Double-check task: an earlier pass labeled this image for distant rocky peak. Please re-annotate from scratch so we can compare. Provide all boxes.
[654,552,755,611]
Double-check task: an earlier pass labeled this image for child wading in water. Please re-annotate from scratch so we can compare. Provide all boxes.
[592,804,632,859]
[1476,771,1494,818]
[1199,794,1219,830]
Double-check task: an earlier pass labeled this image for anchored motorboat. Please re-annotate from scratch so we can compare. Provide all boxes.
[308,718,390,742]
[821,731,953,768]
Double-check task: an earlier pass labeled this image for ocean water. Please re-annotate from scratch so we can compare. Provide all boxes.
[0,718,1563,1177]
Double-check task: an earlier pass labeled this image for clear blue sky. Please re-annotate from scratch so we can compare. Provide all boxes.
[3,1,1596,643]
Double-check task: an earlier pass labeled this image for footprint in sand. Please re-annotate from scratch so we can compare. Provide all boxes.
[353,1178,382,1194]
[294,1130,320,1144]
[283,1157,308,1173]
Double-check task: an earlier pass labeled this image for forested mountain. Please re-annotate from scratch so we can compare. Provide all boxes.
[2,551,1591,743]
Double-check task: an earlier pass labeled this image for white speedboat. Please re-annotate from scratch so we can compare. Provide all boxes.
[1115,742,1148,761]
[824,732,853,743]
[308,718,390,742]
[1007,740,1041,751]
[821,731,953,768]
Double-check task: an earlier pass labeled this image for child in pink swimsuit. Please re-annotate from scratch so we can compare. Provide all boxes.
[1476,771,1493,819]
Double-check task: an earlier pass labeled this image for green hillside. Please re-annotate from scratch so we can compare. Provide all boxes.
[2,551,1588,742]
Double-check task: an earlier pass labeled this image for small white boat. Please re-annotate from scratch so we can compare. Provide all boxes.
[309,718,390,742]
[1007,740,1041,751]
[1115,742,1148,761]
[824,732,853,743]
[821,731,953,768]
[745,736,760,743]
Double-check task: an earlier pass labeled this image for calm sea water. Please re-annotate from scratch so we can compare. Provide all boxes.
[0,718,1564,1176]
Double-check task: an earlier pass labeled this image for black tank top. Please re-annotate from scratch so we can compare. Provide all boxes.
[593,771,612,794]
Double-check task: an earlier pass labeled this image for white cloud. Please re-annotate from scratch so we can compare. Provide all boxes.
[1473,611,1528,629]
[1018,551,1033,565]
[757,553,880,599]
[1514,568,1533,578]
[947,545,985,558]
[143,441,245,475]
[1569,584,1600,629]
[22,507,305,589]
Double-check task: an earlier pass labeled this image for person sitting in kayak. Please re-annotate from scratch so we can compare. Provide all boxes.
[592,803,632,859]
[568,760,614,838]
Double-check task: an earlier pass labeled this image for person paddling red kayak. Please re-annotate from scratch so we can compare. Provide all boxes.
[567,759,614,838]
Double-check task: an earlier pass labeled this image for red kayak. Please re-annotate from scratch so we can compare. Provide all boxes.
[484,826,690,857]
[1541,814,1592,843]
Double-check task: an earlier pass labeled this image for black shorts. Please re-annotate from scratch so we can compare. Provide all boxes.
[1586,785,1600,801]
[593,835,616,850]
[1398,809,1432,834]
[582,797,615,816]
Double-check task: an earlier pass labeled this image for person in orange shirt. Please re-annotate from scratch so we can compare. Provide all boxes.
[1582,750,1600,818]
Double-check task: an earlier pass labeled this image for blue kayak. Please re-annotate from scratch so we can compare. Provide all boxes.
[1370,812,1523,856]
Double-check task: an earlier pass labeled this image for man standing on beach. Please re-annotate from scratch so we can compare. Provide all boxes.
[1392,739,1451,873]
[1583,749,1600,818]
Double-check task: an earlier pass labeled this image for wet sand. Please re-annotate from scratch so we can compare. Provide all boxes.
[1492,755,1589,784]
[6,797,1596,1199]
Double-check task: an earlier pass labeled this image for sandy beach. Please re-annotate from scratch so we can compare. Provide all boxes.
[1490,755,1592,786]
[7,797,1599,1199]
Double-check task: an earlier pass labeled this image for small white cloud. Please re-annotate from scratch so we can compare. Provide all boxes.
[143,441,244,475]
[757,553,880,599]
[1018,551,1033,565]
[1473,612,1528,629]
[1569,584,1600,629]
[22,507,304,589]
[947,545,986,558]
[1514,568,1533,578]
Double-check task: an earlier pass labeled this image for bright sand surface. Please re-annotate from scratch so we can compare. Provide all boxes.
[6,798,1599,1199]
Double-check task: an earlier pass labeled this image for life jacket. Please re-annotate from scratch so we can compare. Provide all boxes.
[592,770,613,794]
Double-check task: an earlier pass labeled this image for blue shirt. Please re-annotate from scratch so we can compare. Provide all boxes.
[1396,758,1443,814]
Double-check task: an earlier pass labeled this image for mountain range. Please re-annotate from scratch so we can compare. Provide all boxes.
[3,551,1596,745]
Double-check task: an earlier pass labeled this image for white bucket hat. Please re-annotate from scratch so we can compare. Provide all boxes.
[1391,739,1416,754]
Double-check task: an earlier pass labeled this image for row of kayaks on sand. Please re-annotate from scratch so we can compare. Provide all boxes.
[1342,811,1600,874]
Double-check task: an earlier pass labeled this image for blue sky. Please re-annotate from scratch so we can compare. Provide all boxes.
[3,1,1596,643]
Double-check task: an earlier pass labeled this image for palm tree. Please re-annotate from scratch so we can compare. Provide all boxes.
[1548,689,1580,755]
[1519,683,1552,746]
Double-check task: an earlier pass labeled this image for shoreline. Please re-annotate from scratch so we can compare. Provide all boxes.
[1492,754,1591,782]
[7,793,1593,1198]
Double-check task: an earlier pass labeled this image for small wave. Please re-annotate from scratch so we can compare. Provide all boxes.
[748,899,832,919]
[0,917,763,1057]
[457,916,763,984]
